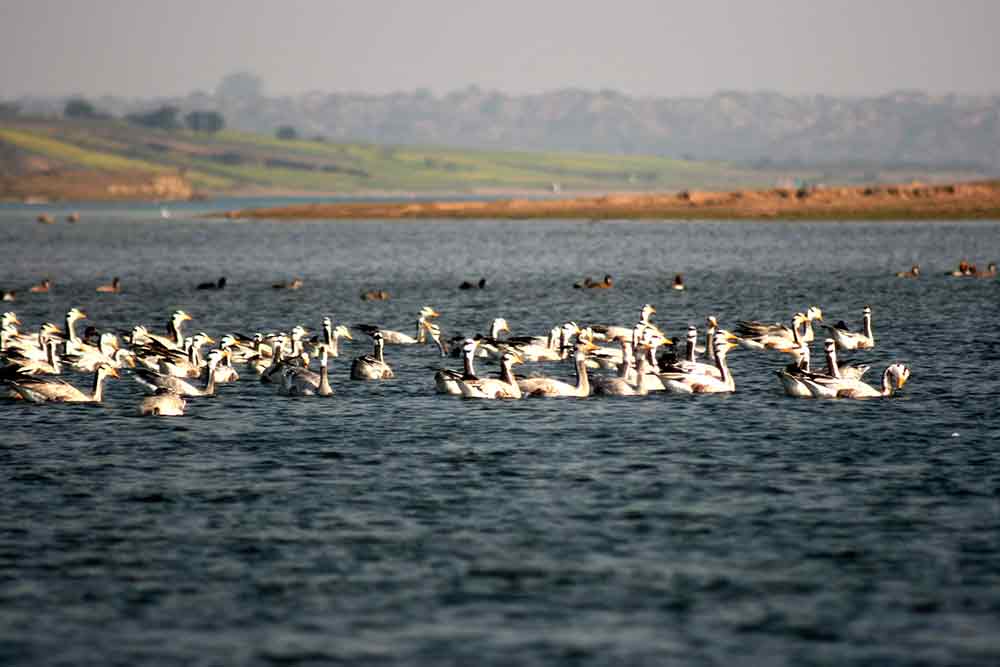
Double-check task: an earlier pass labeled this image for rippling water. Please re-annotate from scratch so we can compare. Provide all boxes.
[1,202,999,665]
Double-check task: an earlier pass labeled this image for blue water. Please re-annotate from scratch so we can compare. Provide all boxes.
[1,204,999,665]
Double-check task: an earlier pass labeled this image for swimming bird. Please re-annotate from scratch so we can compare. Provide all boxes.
[593,332,656,396]
[7,363,119,403]
[2,290,15,302]
[659,325,721,380]
[663,333,738,394]
[895,264,920,278]
[29,279,52,294]
[313,317,353,357]
[361,289,390,301]
[279,344,334,397]
[591,304,657,343]
[459,278,487,289]
[518,340,599,397]
[350,330,393,380]
[822,305,874,351]
[138,388,186,416]
[800,362,909,399]
[976,262,997,278]
[457,349,523,399]
[96,277,121,293]
[133,350,226,397]
[197,277,227,290]
[672,274,685,291]
[434,338,478,395]
[357,306,439,345]
[273,278,304,290]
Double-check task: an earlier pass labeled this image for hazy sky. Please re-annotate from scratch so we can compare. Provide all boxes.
[1,0,997,99]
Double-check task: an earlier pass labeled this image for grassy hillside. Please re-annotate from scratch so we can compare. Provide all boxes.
[0,116,778,199]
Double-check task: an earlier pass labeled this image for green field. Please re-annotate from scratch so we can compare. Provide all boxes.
[1,117,776,196]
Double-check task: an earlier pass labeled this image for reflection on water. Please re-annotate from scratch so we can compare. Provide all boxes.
[1,205,999,665]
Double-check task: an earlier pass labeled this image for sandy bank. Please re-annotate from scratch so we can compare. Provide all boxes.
[222,181,1000,221]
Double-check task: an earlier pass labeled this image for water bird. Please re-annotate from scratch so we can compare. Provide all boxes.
[822,305,874,351]
[434,338,479,395]
[350,330,393,380]
[197,277,226,290]
[36,214,54,225]
[133,349,227,397]
[663,333,738,394]
[800,362,909,399]
[139,388,186,416]
[66,212,80,223]
[361,289,390,301]
[2,290,15,302]
[518,340,599,397]
[458,350,523,399]
[6,363,119,403]
[356,306,439,345]
[895,264,920,278]
[29,279,52,293]
[96,277,121,293]
[273,278,304,290]
[459,278,487,290]
[672,274,685,290]
[279,345,334,397]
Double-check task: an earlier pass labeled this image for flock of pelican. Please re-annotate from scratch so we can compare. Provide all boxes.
[0,298,910,416]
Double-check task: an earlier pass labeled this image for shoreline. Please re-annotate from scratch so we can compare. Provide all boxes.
[219,181,1000,221]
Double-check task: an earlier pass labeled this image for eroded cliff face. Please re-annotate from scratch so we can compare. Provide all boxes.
[0,170,194,202]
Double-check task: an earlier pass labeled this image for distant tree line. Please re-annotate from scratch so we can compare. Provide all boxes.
[60,98,226,134]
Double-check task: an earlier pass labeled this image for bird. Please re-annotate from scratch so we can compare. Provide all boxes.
[2,290,15,302]
[518,340,599,397]
[663,333,738,394]
[589,274,613,289]
[459,278,486,290]
[822,305,874,351]
[133,349,227,397]
[66,212,80,223]
[279,344,334,397]
[197,277,226,290]
[360,289,390,301]
[273,278,304,290]
[800,363,910,399]
[895,264,920,278]
[350,330,393,380]
[356,306,439,345]
[434,338,479,395]
[976,262,997,278]
[5,363,119,403]
[737,306,823,346]
[96,277,121,293]
[457,350,523,399]
[29,279,52,293]
[593,332,656,396]
[672,274,685,290]
[138,388,186,416]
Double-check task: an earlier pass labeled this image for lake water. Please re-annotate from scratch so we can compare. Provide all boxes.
[1,201,999,665]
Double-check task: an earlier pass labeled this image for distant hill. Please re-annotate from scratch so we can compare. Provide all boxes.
[0,116,791,201]
[11,81,1000,173]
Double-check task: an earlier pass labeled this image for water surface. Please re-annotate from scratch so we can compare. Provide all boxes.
[1,204,999,665]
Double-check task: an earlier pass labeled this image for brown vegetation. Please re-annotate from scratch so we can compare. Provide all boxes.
[223,181,1000,221]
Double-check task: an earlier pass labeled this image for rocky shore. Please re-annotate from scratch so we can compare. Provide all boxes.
[223,181,1000,221]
